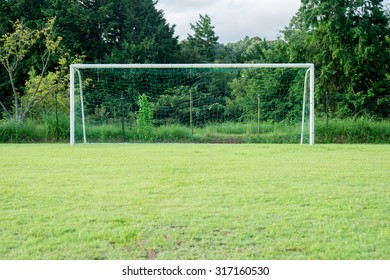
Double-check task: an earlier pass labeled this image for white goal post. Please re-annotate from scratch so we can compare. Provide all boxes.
[70,63,315,145]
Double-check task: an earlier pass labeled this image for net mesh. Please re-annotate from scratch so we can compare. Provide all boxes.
[73,66,310,143]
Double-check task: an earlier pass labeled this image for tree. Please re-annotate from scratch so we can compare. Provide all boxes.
[0,18,71,122]
[287,0,390,117]
[182,14,219,63]
[45,0,179,63]
[0,0,180,121]
[0,0,49,32]
[221,36,283,63]
[1,0,180,63]
[0,0,51,114]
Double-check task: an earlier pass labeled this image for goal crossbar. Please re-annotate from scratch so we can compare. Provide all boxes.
[70,63,314,69]
[70,63,315,145]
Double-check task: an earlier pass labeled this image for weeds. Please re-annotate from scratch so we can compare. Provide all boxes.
[316,118,390,143]
[0,117,389,143]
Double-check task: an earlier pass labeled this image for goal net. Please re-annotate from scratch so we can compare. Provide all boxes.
[70,64,314,144]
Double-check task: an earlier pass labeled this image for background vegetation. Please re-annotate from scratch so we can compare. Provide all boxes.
[0,0,389,143]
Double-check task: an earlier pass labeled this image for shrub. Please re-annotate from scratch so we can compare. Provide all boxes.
[136,94,154,141]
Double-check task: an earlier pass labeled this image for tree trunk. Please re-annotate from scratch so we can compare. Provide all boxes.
[7,70,21,122]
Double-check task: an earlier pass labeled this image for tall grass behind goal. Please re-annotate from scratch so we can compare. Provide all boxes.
[70,64,314,144]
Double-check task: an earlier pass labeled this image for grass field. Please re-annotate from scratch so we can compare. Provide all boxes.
[0,144,389,260]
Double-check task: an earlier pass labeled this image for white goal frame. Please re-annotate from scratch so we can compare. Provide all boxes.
[70,63,315,145]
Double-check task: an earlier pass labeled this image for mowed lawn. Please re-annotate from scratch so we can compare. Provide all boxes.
[0,144,389,260]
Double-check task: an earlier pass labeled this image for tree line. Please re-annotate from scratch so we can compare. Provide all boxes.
[0,0,389,123]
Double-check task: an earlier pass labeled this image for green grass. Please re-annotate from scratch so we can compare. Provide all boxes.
[0,144,389,260]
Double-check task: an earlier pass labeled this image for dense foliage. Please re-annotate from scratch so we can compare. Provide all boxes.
[285,0,390,118]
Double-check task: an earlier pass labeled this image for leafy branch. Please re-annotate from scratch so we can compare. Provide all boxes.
[0,17,75,122]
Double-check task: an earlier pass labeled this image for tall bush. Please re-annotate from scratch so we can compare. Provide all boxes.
[136,94,154,140]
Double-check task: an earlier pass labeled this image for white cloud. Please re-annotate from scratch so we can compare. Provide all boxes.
[156,0,301,43]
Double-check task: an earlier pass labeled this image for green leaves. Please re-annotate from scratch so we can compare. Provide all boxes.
[0,17,61,71]
[289,0,390,117]
[0,20,39,72]
[0,17,74,122]
[136,94,154,140]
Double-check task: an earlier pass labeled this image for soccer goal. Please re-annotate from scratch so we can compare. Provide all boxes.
[70,64,314,145]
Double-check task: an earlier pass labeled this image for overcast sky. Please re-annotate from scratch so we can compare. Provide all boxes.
[156,0,390,44]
